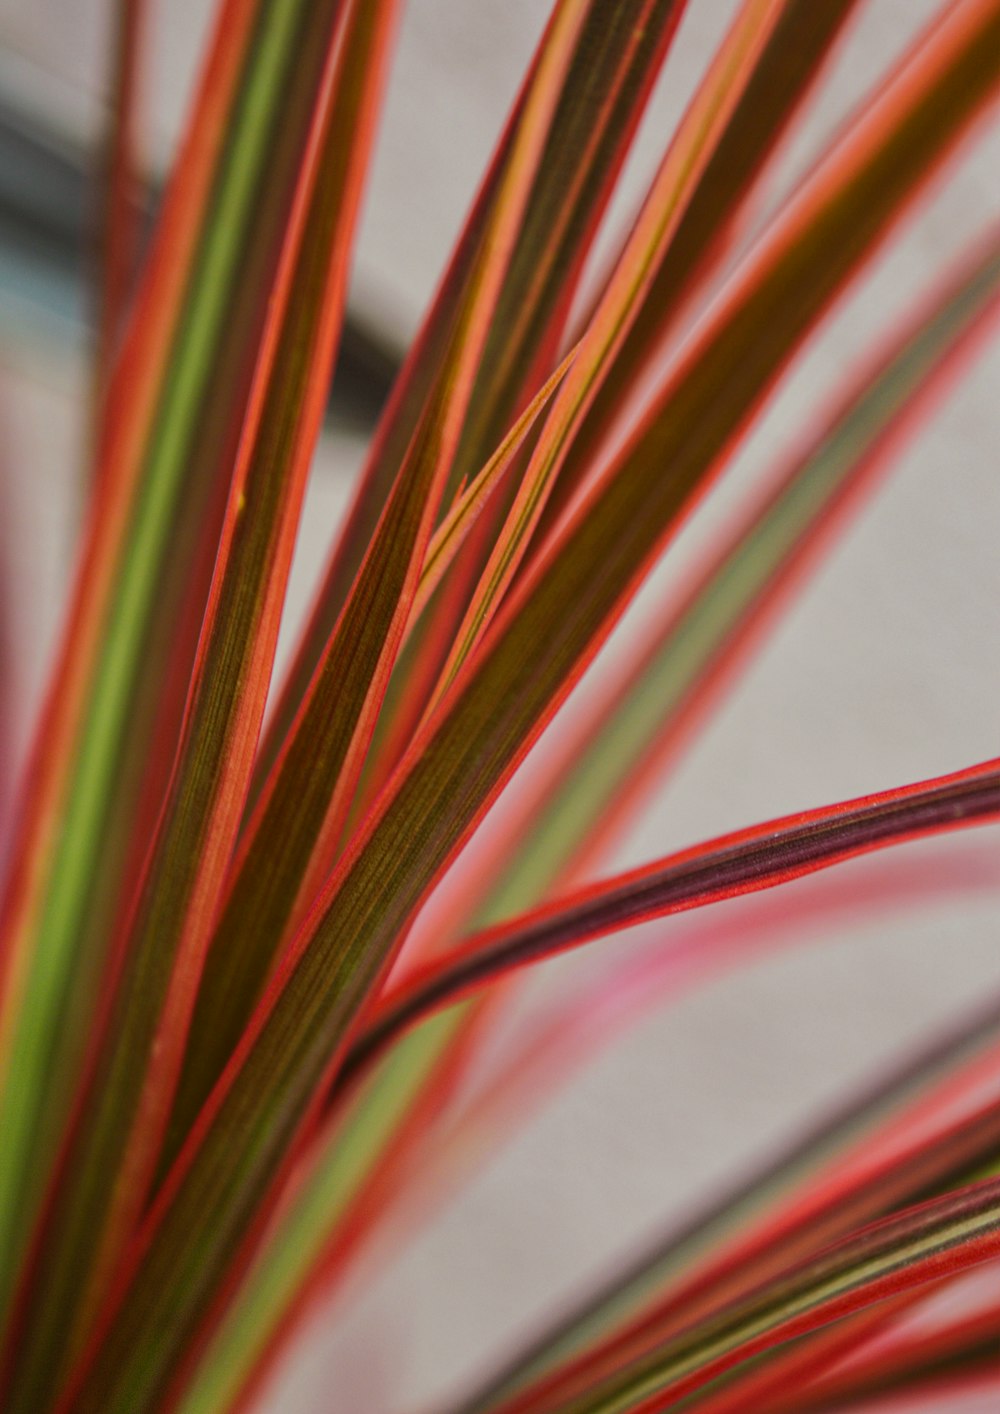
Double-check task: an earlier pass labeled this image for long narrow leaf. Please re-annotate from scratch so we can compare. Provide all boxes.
[346,761,1000,1077]
[252,0,689,797]
[164,0,637,1161]
[183,846,1000,1414]
[0,3,401,1406]
[429,0,804,706]
[530,0,862,544]
[538,1177,1000,1413]
[93,0,147,404]
[0,0,352,1318]
[62,9,1000,1406]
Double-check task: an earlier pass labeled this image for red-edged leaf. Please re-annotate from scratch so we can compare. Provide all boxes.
[529,0,863,552]
[165,0,677,1164]
[252,0,689,799]
[0,3,403,1407]
[59,8,1000,1407]
[427,0,823,704]
[200,845,999,1414]
[514,1177,1000,1414]
[347,760,1000,1077]
[0,0,333,1322]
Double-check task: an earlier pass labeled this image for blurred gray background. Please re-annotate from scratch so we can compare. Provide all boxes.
[0,1,997,1409]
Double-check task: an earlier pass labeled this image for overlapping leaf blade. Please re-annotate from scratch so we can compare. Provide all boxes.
[0,0,358,1319]
[170,0,689,1157]
[537,1176,1000,1413]
[252,0,690,795]
[57,8,1000,1407]
[180,847,1000,1414]
[0,3,401,1406]
[428,0,796,706]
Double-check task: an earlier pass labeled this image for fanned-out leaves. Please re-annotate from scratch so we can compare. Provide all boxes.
[0,3,400,1407]
[515,1175,1000,1414]
[0,0,997,1407]
[167,0,686,1161]
[251,0,689,795]
[55,9,1000,1406]
[170,6,936,1283]
[183,228,1000,1398]
[428,0,798,704]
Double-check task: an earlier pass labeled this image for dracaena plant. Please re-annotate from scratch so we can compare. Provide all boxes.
[0,0,998,1409]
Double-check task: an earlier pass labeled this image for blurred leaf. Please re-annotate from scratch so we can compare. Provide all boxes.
[539,1175,1000,1413]
[778,1298,1000,1413]
[458,991,1000,1412]
[93,0,147,405]
[469,1061,1000,1412]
